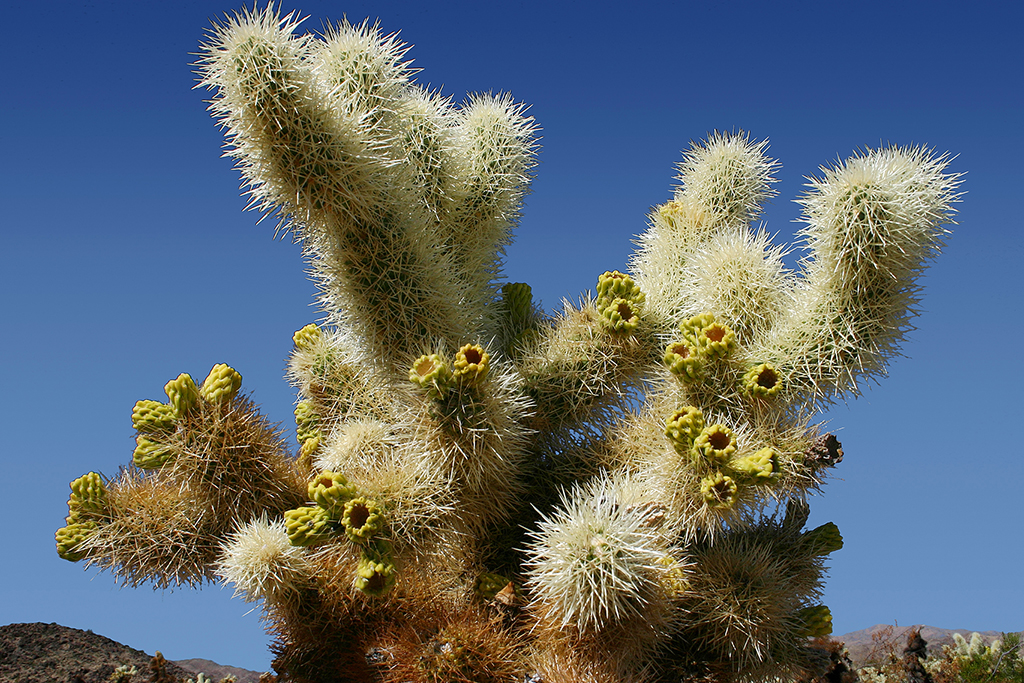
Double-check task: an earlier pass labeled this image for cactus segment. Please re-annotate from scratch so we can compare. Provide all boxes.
[164,373,200,416]
[680,313,717,343]
[69,472,107,516]
[743,363,782,398]
[200,363,243,404]
[665,406,706,454]
[342,496,385,544]
[656,555,690,595]
[292,323,322,350]
[132,435,174,469]
[801,522,844,556]
[700,472,739,509]
[501,282,533,326]
[355,541,397,596]
[664,341,703,381]
[131,400,177,434]
[692,424,737,467]
[726,447,778,483]
[284,506,336,547]
[410,353,454,398]
[298,435,321,471]
[55,520,98,562]
[452,344,490,385]
[308,470,358,517]
[294,401,320,444]
[795,605,833,637]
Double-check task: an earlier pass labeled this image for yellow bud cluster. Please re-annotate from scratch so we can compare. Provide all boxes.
[342,497,385,544]
[727,448,778,483]
[69,472,106,518]
[200,363,242,404]
[355,541,397,597]
[692,424,737,467]
[308,470,357,517]
[164,373,200,417]
[700,472,739,509]
[292,323,322,350]
[410,353,453,398]
[131,400,176,434]
[55,521,98,562]
[133,435,174,470]
[294,401,320,444]
[665,407,705,454]
[743,362,782,398]
[596,271,645,335]
[453,344,490,385]
[795,605,833,637]
[284,506,335,547]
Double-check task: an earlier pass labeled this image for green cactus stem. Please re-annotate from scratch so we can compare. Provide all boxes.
[743,362,782,398]
[355,540,397,596]
[665,406,706,454]
[164,373,200,416]
[342,496,386,544]
[308,470,358,517]
[284,506,336,547]
[200,363,243,404]
[131,400,177,434]
[69,472,107,517]
[801,522,844,556]
[410,353,454,398]
[132,435,174,470]
[501,282,533,327]
[700,472,739,509]
[294,401,320,444]
[452,344,490,385]
[795,605,833,637]
[55,521,98,562]
[726,447,778,483]
[292,323,322,350]
[664,340,703,381]
[692,424,737,467]
[474,572,513,601]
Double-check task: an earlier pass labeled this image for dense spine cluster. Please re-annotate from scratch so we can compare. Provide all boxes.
[55,7,962,682]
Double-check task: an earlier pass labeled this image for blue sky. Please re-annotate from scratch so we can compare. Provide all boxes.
[2,0,1021,672]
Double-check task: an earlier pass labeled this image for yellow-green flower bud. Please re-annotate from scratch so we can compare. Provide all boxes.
[700,472,739,509]
[133,435,174,470]
[664,341,703,382]
[69,472,106,517]
[795,605,833,637]
[342,497,385,544]
[294,401,320,444]
[355,541,397,597]
[164,373,199,417]
[55,521,98,562]
[727,447,778,483]
[292,323,322,350]
[474,572,513,601]
[308,470,357,517]
[410,353,453,398]
[596,270,644,309]
[283,506,335,547]
[599,298,641,335]
[655,555,690,595]
[692,424,737,467]
[680,313,716,344]
[200,363,242,404]
[453,344,490,385]
[501,282,533,327]
[696,321,736,359]
[131,400,176,434]
[298,435,320,472]
[665,406,705,454]
[743,363,782,398]
[801,522,844,556]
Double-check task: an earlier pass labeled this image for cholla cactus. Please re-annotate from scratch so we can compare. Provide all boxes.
[54,6,963,682]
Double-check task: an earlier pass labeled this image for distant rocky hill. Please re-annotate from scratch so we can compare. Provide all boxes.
[834,624,1007,667]
[0,623,263,683]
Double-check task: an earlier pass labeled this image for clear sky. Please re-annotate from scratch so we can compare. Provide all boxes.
[2,0,1021,673]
